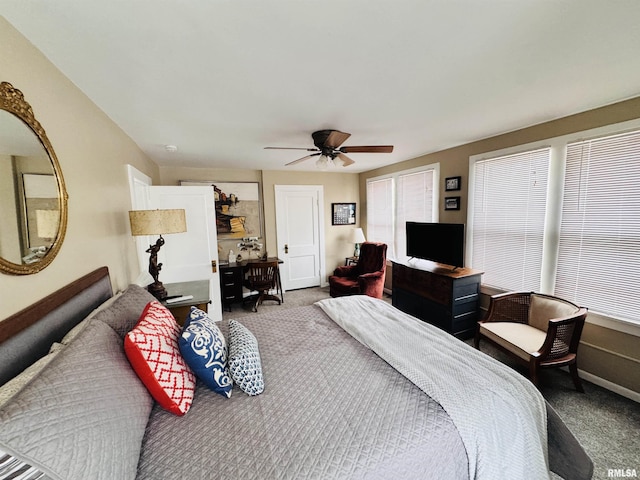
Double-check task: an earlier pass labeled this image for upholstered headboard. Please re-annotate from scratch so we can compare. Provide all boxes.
[0,267,113,385]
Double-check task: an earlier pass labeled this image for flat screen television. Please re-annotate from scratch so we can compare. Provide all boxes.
[406,222,465,268]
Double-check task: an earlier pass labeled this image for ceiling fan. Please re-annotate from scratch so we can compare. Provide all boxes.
[264,130,393,168]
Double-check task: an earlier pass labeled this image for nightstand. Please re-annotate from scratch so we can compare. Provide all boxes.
[345,256,359,266]
[161,279,210,325]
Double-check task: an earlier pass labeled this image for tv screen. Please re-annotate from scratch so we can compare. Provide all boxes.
[406,222,465,267]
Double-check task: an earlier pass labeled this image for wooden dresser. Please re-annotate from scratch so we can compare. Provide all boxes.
[392,260,483,339]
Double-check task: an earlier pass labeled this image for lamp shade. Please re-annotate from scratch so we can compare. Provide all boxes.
[350,227,366,244]
[129,209,187,236]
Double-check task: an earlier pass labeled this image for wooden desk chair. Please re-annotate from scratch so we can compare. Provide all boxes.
[243,260,281,312]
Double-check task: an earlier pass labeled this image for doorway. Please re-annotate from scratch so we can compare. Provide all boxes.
[274,185,325,291]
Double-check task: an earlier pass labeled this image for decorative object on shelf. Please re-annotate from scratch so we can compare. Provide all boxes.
[332,203,356,225]
[444,196,461,211]
[350,227,366,257]
[445,176,461,191]
[180,180,263,240]
[237,236,263,259]
[129,209,187,300]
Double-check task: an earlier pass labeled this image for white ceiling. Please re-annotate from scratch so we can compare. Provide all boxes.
[2,1,640,173]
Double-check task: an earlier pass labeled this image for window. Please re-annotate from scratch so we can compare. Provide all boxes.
[555,130,640,323]
[468,121,640,328]
[366,177,394,257]
[469,148,550,291]
[367,166,438,262]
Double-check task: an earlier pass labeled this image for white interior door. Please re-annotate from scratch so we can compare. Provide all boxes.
[275,185,325,290]
[127,165,153,274]
[146,185,221,321]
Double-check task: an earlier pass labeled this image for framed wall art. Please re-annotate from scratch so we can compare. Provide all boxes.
[445,176,461,191]
[444,196,461,211]
[181,180,263,239]
[332,203,356,225]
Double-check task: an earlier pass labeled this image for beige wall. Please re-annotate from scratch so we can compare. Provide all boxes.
[0,18,159,318]
[360,97,640,394]
[160,165,360,282]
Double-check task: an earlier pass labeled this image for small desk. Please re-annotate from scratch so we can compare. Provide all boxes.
[219,257,284,311]
[161,279,210,325]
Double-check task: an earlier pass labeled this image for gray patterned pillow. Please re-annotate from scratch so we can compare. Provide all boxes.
[228,320,264,396]
[91,284,156,338]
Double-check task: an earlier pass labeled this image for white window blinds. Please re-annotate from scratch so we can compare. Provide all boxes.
[366,177,395,258]
[555,129,640,323]
[471,148,550,291]
[396,170,435,260]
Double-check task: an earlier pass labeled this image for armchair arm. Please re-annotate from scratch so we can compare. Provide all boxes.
[535,308,588,361]
[482,291,532,324]
[358,270,384,286]
[333,265,358,277]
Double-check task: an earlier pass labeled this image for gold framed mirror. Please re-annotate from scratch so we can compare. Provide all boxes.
[0,82,68,275]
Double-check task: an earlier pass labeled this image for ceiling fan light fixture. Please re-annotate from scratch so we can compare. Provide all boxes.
[333,155,345,167]
[316,155,329,170]
[268,129,394,168]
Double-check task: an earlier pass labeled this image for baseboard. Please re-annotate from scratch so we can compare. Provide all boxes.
[578,369,640,403]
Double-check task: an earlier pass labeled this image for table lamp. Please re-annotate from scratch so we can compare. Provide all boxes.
[350,227,366,257]
[129,209,187,300]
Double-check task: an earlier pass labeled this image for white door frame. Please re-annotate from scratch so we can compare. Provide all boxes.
[275,185,326,290]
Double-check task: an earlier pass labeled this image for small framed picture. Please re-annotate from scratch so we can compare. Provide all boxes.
[332,203,356,225]
[444,196,460,211]
[445,176,461,191]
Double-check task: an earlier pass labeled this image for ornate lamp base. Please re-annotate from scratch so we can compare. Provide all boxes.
[147,281,167,300]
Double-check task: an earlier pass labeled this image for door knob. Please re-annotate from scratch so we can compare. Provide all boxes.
[284,244,289,254]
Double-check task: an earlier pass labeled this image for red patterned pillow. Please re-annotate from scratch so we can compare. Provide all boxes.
[124,301,196,416]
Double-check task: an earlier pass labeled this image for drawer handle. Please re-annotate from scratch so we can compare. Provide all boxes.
[454,293,478,301]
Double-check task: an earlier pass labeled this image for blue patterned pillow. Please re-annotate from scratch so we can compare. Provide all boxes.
[179,307,232,398]
[228,320,264,396]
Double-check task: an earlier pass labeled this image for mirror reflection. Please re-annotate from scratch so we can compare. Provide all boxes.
[0,82,67,275]
[0,111,58,264]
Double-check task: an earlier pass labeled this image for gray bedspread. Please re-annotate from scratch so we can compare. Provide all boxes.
[317,295,549,480]
[136,305,469,480]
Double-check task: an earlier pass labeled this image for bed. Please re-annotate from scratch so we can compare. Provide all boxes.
[0,267,593,480]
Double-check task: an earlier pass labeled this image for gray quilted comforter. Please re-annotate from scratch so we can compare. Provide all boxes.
[317,295,550,480]
[136,304,469,480]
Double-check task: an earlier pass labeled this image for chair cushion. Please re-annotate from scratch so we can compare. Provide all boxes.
[329,275,361,295]
[480,322,547,361]
[528,294,579,332]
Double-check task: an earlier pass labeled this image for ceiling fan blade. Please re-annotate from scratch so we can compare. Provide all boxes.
[325,130,351,148]
[285,152,321,166]
[340,145,394,153]
[265,147,319,151]
[337,153,355,166]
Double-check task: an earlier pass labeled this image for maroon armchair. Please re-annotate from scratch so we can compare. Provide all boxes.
[329,242,387,299]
